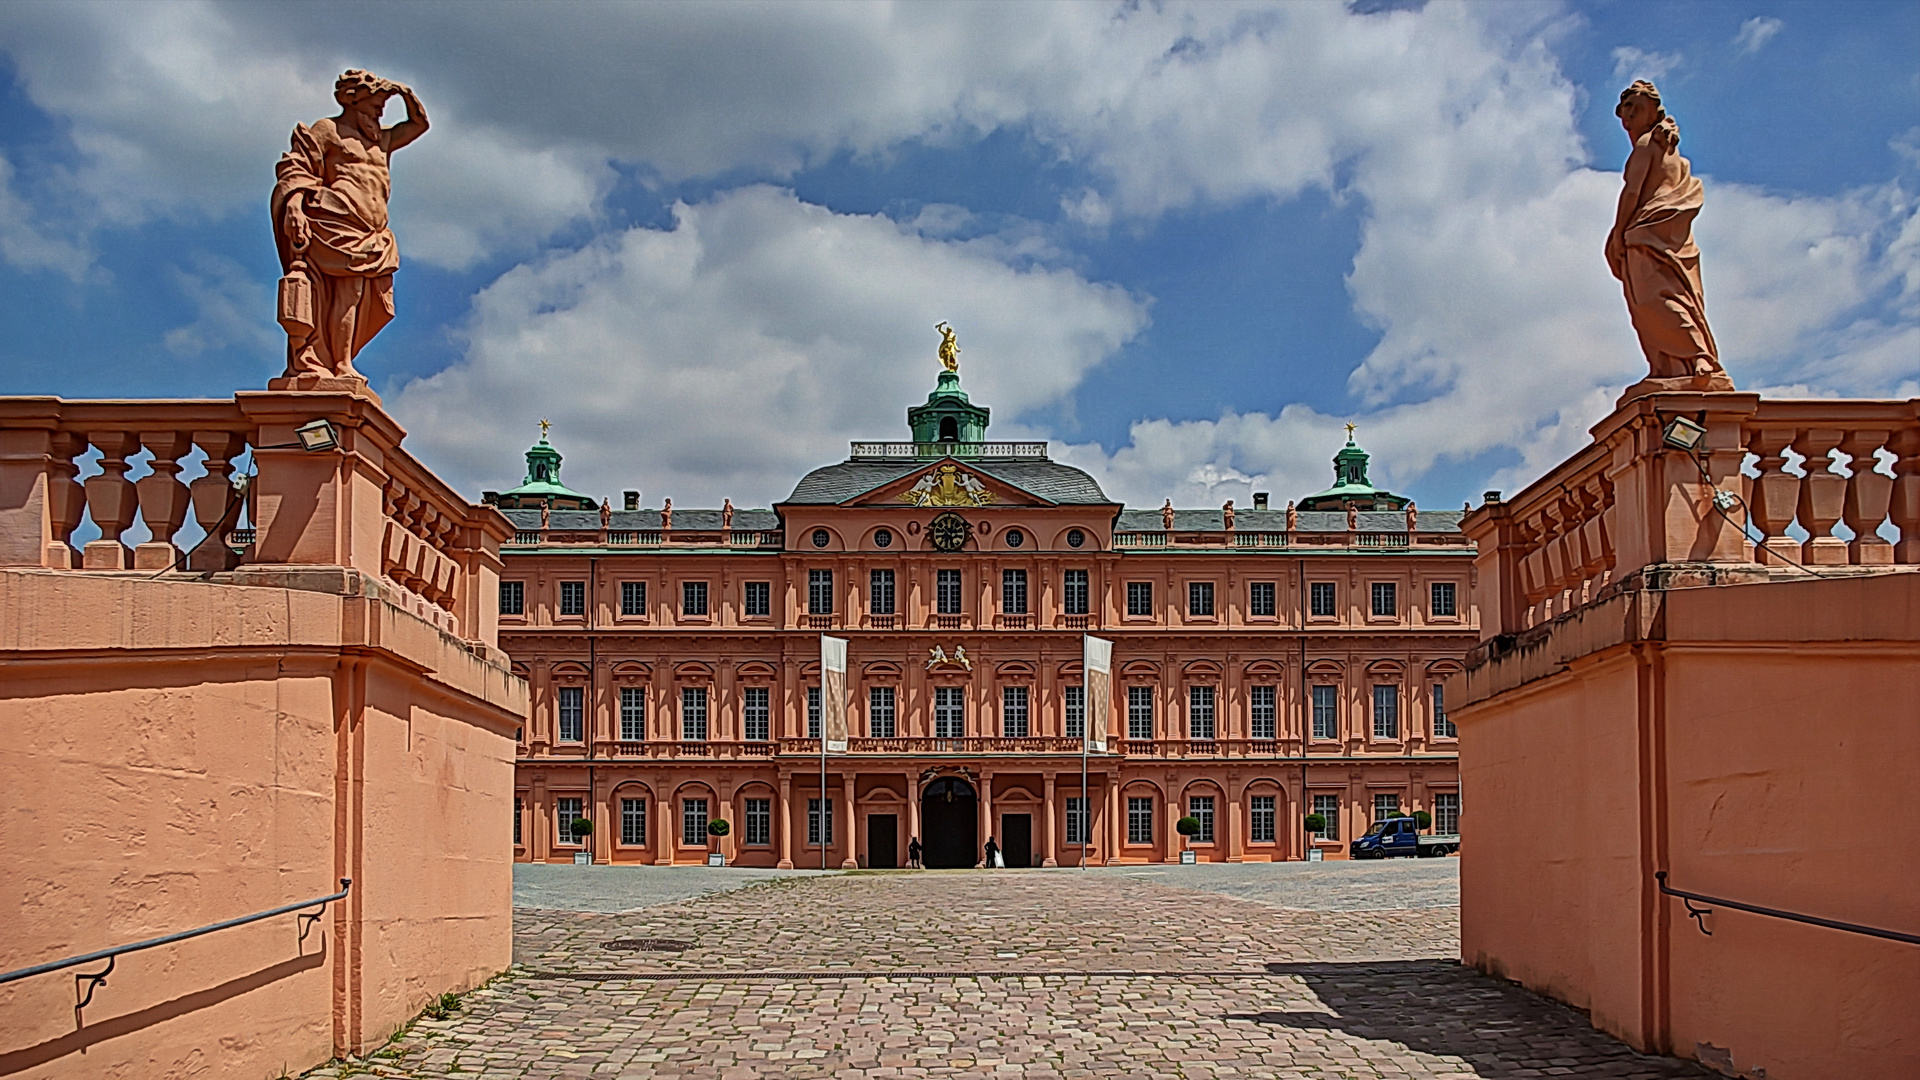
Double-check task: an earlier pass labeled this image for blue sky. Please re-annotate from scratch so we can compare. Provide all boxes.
[2,1,1916,512]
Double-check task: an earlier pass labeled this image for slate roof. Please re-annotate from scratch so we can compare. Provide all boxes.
[502,508,781,531]
[783,457,1112,506]
[1113,508,1463,534]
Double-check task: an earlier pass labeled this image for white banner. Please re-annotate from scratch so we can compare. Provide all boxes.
[1083,634,1112,753]
[821,635,849,753]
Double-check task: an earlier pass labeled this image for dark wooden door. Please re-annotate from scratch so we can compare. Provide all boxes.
[868,814,898,869]
[1001,813,1032,868]
[921,778,977,868]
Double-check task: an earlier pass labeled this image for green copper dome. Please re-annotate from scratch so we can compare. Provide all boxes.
[495,425,598,511]
[907,370,991,444]
[1296,428,1409,512]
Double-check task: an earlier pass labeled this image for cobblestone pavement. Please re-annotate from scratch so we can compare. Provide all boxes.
[513,863,837,914]
[306,866,1712,1079]
[1091,859,1459,912]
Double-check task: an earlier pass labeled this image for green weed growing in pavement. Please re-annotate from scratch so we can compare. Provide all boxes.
[421,990,462,1020]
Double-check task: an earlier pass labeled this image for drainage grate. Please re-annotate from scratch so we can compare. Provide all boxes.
[600,938,695,953]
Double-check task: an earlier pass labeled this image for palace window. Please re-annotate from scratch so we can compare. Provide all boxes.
[868,686,896,738]
[1431,581,1457,618]
[743,581,771,617]
[1065,796,1088,844]
[1250,795,1276,843]
[1374,793,1402,824]
[1311,685,1339,740]
[1372,685,1399,739]
[1250,685,1277,740]
[936,569,963,615]
[1005,528,1025,548]
[874,528,893,548]
[1002,569,1028,614]
[682,581,709,616]
[1067,528,1086,548]
[1312,794,1340,840]
[514,797,523,846]
[1309,582,1337,618]
[934,686,965,738]
[557,797,584,845]
[1188,685,1216,740]
[808,570,834,615]
[1433,683,1455,738]
[1002,686,1030,737]
[681,687,709,741]
[620,798,646,846]
[870,569,895,615]
[1188,795,1215,843]
[620,581,646,617]
[1127,797,1154,844]
[811,529,830,548]
[619,687,646,741]
[1064,685,1085,739]
[1371,582,1398,618]
[744,686,770,742]
[1063,569,1089,615]
[744,798,771,845]
[1188,581,1214,617]
[807,686,821,739]
[557,686,583,742]
[1126,581,1154,617]
[682,798,709,846]
[808,797,834,845]
[499,580,524,616]
[1434,793,1460,835]
[1127,685,1154,740]
[559,581,585,617]
[1249,581,1275,618]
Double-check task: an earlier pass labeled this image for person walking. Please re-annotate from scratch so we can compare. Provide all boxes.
[908,836,923,870]
[983,836,1001,869]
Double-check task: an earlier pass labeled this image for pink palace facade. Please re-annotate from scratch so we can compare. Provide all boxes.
[496,370,1476,868]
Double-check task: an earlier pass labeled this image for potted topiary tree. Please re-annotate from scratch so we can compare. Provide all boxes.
[1302,813,1327,861]
[570,818,594,865]
[1176,815,1201,864]
[705,819,730,866]
[1411,809,1432,831]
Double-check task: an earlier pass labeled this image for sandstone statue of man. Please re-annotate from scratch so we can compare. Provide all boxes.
[1606,81,1732,399]
[272,70,428,386]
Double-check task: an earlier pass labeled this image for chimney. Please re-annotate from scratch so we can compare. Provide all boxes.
[624,490,640,511]
[481,491,499,506]
[1252,492,1269,510]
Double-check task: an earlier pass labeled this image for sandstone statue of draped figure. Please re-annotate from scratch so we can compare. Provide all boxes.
[271,70,428,390]
[1606,81,1732,402]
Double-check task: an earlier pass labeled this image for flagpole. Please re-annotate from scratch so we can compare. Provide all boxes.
[820,732,827,872]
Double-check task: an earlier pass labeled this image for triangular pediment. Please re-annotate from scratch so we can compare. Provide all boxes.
[846,460,1056,508]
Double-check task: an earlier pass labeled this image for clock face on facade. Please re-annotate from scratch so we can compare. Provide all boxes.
[928,512,971,552]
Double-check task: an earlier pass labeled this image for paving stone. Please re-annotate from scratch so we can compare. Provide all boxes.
[307,864,1714,1079]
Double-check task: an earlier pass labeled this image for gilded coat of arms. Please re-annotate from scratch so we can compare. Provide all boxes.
[907,463,993,508]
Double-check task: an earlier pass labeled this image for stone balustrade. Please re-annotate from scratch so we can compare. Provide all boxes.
[1463,392,1920,641]
[0,391,514,650]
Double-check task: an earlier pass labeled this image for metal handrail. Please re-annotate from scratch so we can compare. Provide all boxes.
[1656,872,1919,944]
[0,879,351,1007]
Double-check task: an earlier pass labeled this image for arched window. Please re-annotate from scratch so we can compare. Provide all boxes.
[939,417,959,442]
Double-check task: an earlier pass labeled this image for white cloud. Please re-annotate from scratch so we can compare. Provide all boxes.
[1611,46,1684,82]
[0,154,90,278]
[162,252,277,357]
[1734,16,1784,55]
[390,186,1147,506]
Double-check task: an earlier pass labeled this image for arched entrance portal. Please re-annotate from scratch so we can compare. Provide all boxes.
[920,777,978,868]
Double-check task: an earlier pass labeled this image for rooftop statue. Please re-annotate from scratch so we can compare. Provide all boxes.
[935,321,960,373]
[272,69,428,391]
[1606,81,1732,401]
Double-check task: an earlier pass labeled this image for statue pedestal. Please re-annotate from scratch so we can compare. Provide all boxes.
[268,372,381,405]
[1616,372,1736,408]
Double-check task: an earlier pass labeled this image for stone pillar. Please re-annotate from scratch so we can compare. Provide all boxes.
[1107,774,1121,866]
[841,773,858,869]
[776,774,794,869]
[1042,773,1058,867]
[979,772,994,866]
[594,773,613,865]
[1226,779,1244,863]
[721,780,738,864]
[659,793,676,866]
[1166,793,1184,863]
[531,777,550,862]
[905,771,921,854]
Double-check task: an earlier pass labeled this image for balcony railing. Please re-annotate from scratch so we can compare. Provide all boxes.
[848,441,1048,460]
[864,614,900,630]
[552,736,1414,760]
[1114,532,1168,547]
[995,613,1031,630]
[1465,393,1920,640]
[802,614,836,630]
[929,614,966,631]
[1058,614,1095,630]
[1234,532,1290,548]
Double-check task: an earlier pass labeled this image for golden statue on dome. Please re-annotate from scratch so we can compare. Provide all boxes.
[935,321,960,373]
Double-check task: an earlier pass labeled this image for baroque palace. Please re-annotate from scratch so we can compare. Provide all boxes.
[495,364,1475,868]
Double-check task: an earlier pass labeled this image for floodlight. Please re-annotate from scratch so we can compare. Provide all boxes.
[294,419,339,452]
[1661,416,1707,451]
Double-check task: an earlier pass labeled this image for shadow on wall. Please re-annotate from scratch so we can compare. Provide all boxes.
[1230,960,1718,1079]
[0,947,326,1076]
